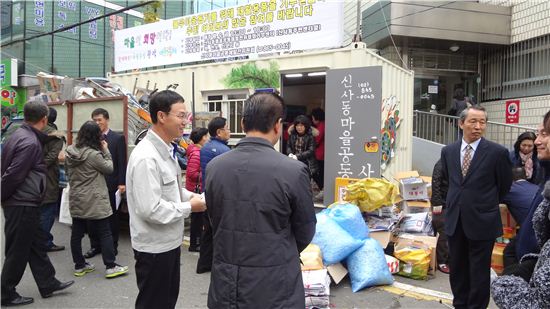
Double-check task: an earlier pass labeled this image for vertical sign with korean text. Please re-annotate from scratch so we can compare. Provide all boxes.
[324,66,382,204]
[505,100,520,124]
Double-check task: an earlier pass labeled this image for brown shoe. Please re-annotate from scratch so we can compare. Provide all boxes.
[438,264,450,274]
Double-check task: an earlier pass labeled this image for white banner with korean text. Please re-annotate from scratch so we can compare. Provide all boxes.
[114,0,343,71]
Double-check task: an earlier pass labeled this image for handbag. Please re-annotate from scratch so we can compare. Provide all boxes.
[59,184,72,225]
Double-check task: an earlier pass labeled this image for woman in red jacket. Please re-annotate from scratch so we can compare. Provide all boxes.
[185,127,209,252]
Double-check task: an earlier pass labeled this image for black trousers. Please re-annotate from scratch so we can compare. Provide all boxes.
[71,218,116,269]
[189,212,204,249]
[312,160,324,190]
[448,219,494,309]
[1,206,59,301]
[90,190,119,251]
[432,211,449,264]
[134,247,180,309]
[196,211,213,273]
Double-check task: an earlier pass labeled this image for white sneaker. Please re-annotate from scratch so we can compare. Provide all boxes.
[74,262,95,277]
[105,265,129,278]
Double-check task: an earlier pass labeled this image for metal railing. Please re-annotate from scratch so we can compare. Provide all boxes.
[413,110,536,149]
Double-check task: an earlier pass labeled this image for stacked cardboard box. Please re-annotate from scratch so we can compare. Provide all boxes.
[491,204,518,275]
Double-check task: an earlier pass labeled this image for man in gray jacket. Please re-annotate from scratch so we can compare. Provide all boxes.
[1,101,74,307]
[126,90,206,309]
[206,92,317,308]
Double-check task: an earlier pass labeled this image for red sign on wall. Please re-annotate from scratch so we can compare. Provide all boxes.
[505,100,520,124]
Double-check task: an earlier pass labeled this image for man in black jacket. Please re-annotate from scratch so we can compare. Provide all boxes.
[440,106,512,309]
[205,92,317,308]
[85,108,127,257]
[1,101,74,307]
[430,159,450,274]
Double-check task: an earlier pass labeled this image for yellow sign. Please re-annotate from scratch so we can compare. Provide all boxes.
[364,141,379,153]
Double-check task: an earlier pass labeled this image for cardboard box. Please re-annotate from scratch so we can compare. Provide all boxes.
[333,177,362,203]
[400,200,431,214]
[491,243,506,275]
[500,204,517,229]
[370,230,393,249]
[394,171,429,200]
[326,263,348,284]
[395,233,439,276]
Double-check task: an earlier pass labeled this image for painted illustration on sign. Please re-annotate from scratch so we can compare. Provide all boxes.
[222,61,279,89]
[380,95,401,170]
[114,0,343,71]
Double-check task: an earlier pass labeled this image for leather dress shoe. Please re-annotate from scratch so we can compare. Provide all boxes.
[1,296,34,306]
[40,280,75,298]
[47,244,65,252]
[84,248,101,259]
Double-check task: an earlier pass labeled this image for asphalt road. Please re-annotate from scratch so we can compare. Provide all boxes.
[0,218,494,309]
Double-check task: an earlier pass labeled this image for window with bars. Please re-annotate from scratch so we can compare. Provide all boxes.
[480,34,550,101]
[204,93,248,136]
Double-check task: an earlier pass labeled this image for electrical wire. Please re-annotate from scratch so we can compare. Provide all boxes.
[378,0,407,69]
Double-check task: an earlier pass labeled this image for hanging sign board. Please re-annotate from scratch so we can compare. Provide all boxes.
[114,0,343,71]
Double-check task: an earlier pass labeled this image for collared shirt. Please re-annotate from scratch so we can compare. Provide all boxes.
[460,138,481,166]
[126,129,193,253]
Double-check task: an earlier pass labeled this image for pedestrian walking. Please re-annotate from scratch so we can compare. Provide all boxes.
[65,121,129,279]
[440,105,513,308]
[126,90,206,309]
[1,101,74,307]
[206,92,316,308]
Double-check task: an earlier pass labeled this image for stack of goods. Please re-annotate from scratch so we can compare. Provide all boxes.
[491,204,518,274]
[394,171,433,237]
[302,268,331,309]
[311,203,394,293]
[300,245,330,309]
[365,205,403,233]
[400,212,434,235]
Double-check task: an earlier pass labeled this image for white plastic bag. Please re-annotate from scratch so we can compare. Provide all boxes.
[59,185,72,225]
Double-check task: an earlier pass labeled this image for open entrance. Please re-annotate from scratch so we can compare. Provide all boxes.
[280,71,326,153]
[280,70,327,202]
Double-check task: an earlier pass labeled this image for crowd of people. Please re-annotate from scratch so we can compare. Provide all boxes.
[1,92,549,309]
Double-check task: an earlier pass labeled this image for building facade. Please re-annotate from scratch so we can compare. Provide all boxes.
[359,0,549,128]
[0,0,258,78]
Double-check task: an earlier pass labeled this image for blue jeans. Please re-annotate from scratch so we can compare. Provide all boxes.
[40,202,58,248]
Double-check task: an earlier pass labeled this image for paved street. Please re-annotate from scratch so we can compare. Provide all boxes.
[1,219,494,309]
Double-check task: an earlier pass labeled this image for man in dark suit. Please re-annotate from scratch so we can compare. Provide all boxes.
[85,108,127,257]
[440,106,512,309]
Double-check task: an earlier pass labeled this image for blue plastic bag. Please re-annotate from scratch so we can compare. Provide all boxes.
[311,212,364,265]
[347,238,394,292]
[327,203,369,239]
